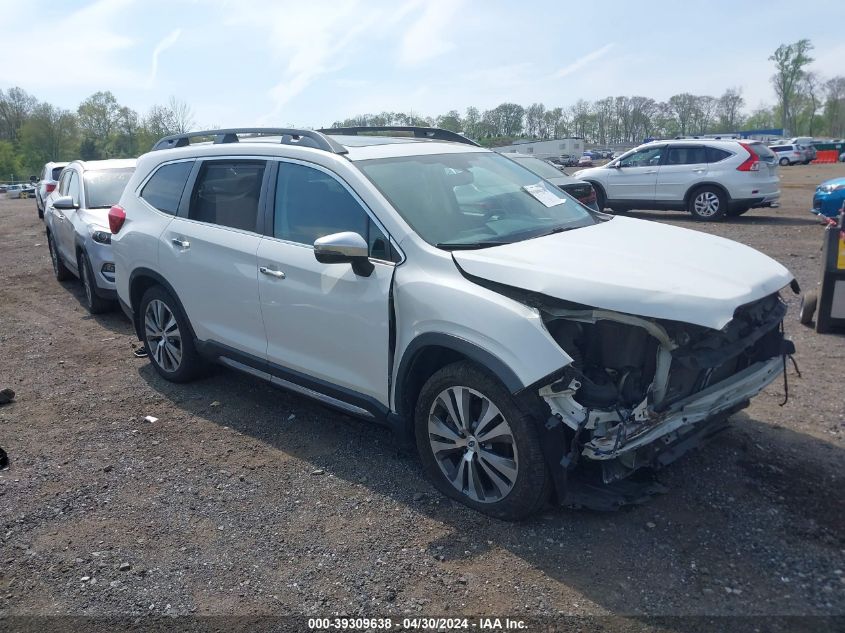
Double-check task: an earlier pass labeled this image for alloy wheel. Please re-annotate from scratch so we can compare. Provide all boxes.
[81,259,93,307]
[48,236,59,275]
[693,191,720,217]
[144,299,183,373]
[427,386,518,503]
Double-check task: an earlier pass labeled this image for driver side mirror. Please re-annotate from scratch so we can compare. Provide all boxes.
[314,231,373,276]
[52,195,79,210]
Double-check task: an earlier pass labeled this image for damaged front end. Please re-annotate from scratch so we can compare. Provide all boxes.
[534,291,794,487]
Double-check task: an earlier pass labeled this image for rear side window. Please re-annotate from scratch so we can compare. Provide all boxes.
[67,172,81,203]
[188,160,265,231]
[666,147,707,165]
[706,147,731,163]
[141,161,194,215]
[50,167,64,180]
[769,145,785,152]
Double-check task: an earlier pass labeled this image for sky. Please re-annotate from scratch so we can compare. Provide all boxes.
[1,0,844,129]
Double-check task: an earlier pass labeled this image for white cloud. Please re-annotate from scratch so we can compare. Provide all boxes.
[146,28,182,89]
[397,0,464,66]
[554,43,615,79]
[0,0,138,88]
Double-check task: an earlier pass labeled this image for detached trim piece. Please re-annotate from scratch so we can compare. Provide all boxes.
[152,128,348,154]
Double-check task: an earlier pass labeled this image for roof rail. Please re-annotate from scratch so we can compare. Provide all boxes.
[318,126,481,147]
[151,128,348,154]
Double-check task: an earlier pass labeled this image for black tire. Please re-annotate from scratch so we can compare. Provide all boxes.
[47,231,72,281]
[610,207,630,214]
[37,205,44,219]
[799,290,817,326]
[779,157,790,166]
[726,206,750,217]
[688,186,727,221]
[590,182,606,211]
[79,251,113,314]
[414,361,551,520]
[139,285,203,383]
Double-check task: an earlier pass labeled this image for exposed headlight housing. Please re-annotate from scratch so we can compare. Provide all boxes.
[90,226,112,244]
[819,183,845,193]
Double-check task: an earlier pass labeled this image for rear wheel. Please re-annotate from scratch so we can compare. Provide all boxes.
[688,186,727,221]
[139,286,203,382]
[779,157,790,166]
[414,361,551,520]
[79,251,113,314]
[47,232,72,281]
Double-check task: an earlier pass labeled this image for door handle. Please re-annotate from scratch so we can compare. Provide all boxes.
[644,170,657,174]
[171,238,190,249]
[259,266,286,279]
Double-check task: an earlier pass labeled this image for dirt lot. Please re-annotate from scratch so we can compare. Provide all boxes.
[1,164,844,627]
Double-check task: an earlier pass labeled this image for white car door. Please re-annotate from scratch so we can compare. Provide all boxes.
[603,146,665,203]
[57,170,83,264]
[158,158,268,358]
[655,145,708,203]
[256,160,395,408]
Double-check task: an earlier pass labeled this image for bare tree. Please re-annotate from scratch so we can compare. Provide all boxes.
[167,96,195,134]
[717,88,745,131]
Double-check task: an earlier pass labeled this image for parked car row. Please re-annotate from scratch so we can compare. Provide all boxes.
[5,183,36,198]
[35,126,797,519]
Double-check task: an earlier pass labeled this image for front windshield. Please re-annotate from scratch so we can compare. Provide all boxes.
[510,156,565,180]
[358,152,597,248]
[84,168,135,208]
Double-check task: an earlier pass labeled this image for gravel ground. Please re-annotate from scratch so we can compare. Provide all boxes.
[0,164,844,626]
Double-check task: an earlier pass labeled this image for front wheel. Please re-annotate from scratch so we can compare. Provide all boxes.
[47,232,72,281]
[79,251,113,314]
[688,186,727,221]
[139,286,203,382]
[590,183,606,211]
[414,361,551,520]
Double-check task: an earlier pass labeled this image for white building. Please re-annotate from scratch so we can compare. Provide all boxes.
[493,138,585,159]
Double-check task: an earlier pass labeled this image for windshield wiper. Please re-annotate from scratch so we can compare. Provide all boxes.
[436,240,510,250]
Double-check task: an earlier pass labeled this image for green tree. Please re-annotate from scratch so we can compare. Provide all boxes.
[0,140,23,181]
[436,109,462,132]
[19,104,78,174]
[769,39,814,133]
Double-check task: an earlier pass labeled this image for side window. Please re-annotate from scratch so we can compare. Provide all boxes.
[188,160,265,231]
[67,172,81,204]
[619,147,663,168]
[140,161,194,215]
[58,172,70,195]
[273,162,369,248]
[706,147,731,163]
[665,147,707,165]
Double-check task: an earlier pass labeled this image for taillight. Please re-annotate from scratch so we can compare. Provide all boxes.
[737,143,760,171]
[45,183,56,193]
[108,205,126,233]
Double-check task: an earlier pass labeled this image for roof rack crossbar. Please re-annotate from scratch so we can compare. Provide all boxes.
[318,126,480,147]
[151,128,348,154]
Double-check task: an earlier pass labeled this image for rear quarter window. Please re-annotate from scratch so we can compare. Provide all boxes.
[50,167,64,180]
[140,161,195,215]
[706,147,732,163]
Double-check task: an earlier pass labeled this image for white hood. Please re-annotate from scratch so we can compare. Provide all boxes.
[452,216,793,330]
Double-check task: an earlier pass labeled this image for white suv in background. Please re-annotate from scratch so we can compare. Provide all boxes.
[35,161,69,219]
[573,139,780,220]
[110,127,795,519]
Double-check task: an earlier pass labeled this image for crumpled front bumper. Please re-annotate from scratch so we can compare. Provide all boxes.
[544,356,783,461]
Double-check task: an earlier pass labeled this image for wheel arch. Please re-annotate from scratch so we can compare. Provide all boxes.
[128,268,197,343]
[393,333,524,427]
[684,181,731,206]
[584,179,607,206]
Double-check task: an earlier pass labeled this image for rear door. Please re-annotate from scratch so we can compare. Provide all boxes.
[655,145,708,203]
[604,145,664,203]
[159,158,268,358]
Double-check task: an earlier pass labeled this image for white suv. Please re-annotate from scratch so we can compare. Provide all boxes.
[573,139,780,220]
[111,127,796,519]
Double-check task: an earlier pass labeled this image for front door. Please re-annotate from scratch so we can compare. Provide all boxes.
[604,145,665,203]
[159,158,268,358]
[257,160,395,407]
[56,170,83,265]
